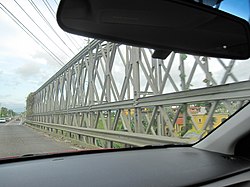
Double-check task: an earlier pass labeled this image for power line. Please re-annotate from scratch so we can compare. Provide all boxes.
[0,3,64,66]
[53,0,59,5]
[68,33,87,49]
[44,0,56,15]
[28,0,78,53]
[42,0,85,50]
[13,0,73,58]
[42,0,56,18]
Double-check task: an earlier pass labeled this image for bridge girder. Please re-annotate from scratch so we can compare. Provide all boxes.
[27,40,250,148]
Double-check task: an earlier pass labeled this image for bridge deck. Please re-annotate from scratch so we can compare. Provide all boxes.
[0,120,76,158]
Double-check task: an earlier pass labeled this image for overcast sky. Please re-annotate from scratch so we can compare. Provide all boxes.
[0,0,249,113]
[0,0,88,112]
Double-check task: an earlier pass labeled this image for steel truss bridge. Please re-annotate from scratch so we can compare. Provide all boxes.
[26,40,250,148]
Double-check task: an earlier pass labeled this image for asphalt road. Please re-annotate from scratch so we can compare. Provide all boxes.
[0,120,76,158]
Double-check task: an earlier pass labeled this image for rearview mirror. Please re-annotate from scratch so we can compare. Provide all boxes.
[57,0,250,59]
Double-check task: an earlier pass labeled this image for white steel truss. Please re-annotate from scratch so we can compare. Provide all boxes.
[27,39,250,148]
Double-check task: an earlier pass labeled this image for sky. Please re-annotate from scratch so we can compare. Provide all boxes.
[0,0,249,113]
[0,0,88,112]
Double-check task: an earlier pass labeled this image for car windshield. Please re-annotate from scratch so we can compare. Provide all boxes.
[0,0,249,158]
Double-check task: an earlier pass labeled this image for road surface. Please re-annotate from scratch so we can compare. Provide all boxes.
[0,120,76,158]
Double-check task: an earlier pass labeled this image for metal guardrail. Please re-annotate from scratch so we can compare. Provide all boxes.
[25,120,189,147]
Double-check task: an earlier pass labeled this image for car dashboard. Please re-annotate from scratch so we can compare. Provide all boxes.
[0,147,250,187]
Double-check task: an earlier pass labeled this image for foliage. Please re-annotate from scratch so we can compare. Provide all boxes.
[180,54,187,61]
[0,107,16,117]
[180,116,193,136]
[215,102,228,113]
[26,92,35,117]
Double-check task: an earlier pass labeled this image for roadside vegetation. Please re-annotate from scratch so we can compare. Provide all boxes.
[0,106,16,117]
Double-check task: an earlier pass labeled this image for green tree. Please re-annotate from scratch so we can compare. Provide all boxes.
[215,102,227,113]
[7,109,16,117]
[0,107,8,117]
[180,116,193,136]
[26,92,35,117]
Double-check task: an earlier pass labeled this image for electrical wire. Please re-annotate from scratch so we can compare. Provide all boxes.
[0,3,64,66]
[13,0,73,58]
[43,0,89,47]
[42,0,56,18]
[44,0,56,15]
[41,0,85,50]
[28,0,78,53]
[53,0,59,5]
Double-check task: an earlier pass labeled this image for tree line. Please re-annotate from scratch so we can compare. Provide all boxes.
[0,107,16,117]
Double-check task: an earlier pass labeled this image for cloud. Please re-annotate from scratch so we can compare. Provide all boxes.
[0,1,81,112]
[15,62,41,79]
[3,81,21,87]
[0,100,25,113]
[11,50,60,86]
[231,59,250,81]
[0,94,11,98]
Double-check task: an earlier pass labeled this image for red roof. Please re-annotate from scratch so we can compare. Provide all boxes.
[176,118,183,125]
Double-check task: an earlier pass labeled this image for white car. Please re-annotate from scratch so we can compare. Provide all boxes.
[0,118,6,123]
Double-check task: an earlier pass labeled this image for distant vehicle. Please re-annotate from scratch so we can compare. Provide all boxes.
[0,118,6,123]
[5,117,12,122]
